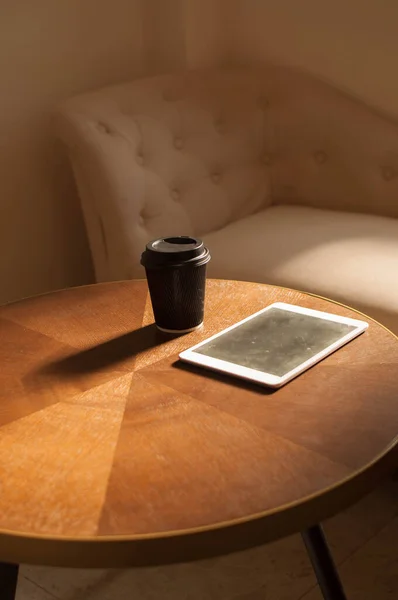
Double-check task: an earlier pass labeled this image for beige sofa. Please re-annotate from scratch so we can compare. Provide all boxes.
[55,67,398,332]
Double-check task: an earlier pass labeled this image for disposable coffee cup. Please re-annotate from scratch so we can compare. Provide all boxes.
[141,236,211,333]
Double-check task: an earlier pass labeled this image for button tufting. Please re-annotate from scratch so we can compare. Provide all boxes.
[136,152,144,166]
[314,150,327,164]
[381,165,396,181]
[171,188,181,201]
[215,118,225,133]
[97,122,111,134]
[257,96,270,110]
[211,172,221,184]
[174,137,183,150]
[138,214,145,226]
[163,88,183,102]
[262,153,273,165]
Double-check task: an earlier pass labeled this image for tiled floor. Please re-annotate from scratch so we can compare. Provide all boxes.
[16,476,398,600]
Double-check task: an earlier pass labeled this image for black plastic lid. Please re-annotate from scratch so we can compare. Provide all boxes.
[141,236,210,269]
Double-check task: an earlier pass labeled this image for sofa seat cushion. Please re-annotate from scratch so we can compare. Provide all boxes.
[204,205,398,332]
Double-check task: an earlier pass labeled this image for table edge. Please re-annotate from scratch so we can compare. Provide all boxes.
[3,277,398,341]
[0,436,396,568]
[1,278,396,567]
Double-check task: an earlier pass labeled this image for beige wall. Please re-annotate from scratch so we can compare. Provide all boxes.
[0,0,226,304]
[227,0,398,117]
[0,0,143,304]
[143,0,228,73]
[184,0,227,69]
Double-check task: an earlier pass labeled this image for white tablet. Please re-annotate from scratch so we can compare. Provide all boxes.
[179,302,368,388]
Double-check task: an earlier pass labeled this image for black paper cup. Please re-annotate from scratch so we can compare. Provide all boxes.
[141,236,211,333]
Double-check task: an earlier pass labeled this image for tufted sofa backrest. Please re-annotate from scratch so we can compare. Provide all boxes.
[55,66,398,281]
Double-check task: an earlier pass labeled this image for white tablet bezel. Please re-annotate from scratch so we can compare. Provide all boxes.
[179,302,368,388]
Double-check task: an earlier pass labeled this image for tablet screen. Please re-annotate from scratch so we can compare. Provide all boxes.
[192,307,357,377]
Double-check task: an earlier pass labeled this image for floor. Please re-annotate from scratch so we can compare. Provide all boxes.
[16,475,398,600]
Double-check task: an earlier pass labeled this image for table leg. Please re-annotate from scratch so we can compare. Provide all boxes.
[302,525,347,600]
[0,563,19,600]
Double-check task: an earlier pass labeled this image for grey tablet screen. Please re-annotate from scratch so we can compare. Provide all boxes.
[192,307,357,377]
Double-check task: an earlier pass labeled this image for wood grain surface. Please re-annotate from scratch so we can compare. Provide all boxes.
[0,279,397,568]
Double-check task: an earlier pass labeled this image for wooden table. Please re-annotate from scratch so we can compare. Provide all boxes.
[0,279,397,600]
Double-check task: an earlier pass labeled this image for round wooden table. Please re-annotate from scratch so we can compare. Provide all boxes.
[0,279,397,600]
